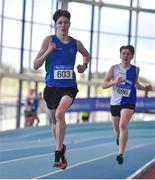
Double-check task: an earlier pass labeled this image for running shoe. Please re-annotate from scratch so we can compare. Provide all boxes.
[53,149,67,170]
[116,154,124,164]
[116,135,119,146]
[61,144,67,169]
[53,150,62,167]
[61,144,66,162]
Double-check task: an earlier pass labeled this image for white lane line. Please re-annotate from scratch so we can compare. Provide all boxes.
[0,153,51,165]
[0,143,51,153]
[126,158,155,179]
[0,130,49,141]
[0,142,114,165]
[32,142,154,179]
[0,135,112,152]
[32,152,117,179]
[1,141,154,165]
[0,127,102,141]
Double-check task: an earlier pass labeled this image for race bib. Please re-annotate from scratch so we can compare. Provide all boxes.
[54,65,73,79]
[116,85,131,97]
[116,87,131,97]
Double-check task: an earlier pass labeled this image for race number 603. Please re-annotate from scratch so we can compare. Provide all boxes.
[54,70,73,79]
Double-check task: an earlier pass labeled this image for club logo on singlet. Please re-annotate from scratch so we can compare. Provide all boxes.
[54,65,73,79]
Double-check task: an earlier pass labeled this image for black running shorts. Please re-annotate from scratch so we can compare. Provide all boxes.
[111,104,135,117]
[43,86,79,109]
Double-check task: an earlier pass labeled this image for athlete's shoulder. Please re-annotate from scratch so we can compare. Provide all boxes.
[69,37,79,47]
[131,64,139,72]
[131,64,138,68]
[51,34,58,42]
[75,39,88,53]
[107,64,117,74]
[69,35,76,41]
[39,35,51,49]
[112,64,119,69]
[44,35,52,40]
[42,35,52,44]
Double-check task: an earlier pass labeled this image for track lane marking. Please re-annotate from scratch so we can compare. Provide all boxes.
[32,142,154,179]
[126,158,155,179]
[0,142,114,164]
[0,134,113,152]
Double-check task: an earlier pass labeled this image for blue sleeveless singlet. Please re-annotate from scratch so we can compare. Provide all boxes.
[45,35,78,87]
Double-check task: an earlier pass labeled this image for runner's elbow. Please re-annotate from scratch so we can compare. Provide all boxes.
[33,63,39,70]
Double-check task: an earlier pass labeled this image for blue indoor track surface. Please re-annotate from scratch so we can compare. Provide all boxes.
[0,121,155,179]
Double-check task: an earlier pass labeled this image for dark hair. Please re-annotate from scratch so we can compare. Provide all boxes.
[53,9,71,23]
[120,45,135,56]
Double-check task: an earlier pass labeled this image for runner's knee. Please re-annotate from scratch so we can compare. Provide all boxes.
[119,123,127,131]
[55,110,65,122]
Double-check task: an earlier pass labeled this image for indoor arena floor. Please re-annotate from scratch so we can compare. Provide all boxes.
[0,121,155,179]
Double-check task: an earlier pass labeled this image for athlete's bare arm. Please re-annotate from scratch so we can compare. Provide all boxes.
[33,36,56,70]
[76,40,90,73]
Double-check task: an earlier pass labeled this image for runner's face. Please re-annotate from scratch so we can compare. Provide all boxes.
[120,49,133,64]
[55,16,70,36]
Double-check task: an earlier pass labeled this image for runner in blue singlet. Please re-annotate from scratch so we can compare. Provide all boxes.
[33,9,90,169]
[34,9,89,169]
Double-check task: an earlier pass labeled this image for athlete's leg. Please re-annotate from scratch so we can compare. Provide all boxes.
[111,105,121,145]
[33,112,40,126]
[112,116,120,145]
[49,109,66,162]
[48,109,56,138]
[112,116,120,136]
[25,116,34,127]
[24,116,29,127]
[55,95,73,151]
[119,108,134,155]
[53,95,72,169]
